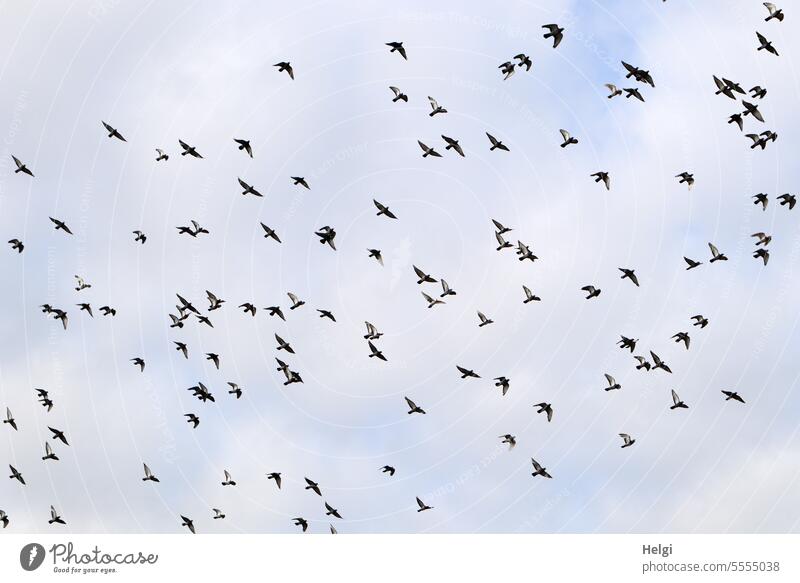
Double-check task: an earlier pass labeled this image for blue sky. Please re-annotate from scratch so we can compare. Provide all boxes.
[1,0,800,533]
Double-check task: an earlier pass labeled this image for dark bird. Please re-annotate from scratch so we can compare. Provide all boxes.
[418,140,442,158]
[442,135,465,157]
[753,248,770,266]
[389,86,408,102]
[777,193,796,209]
[213,509,226,520]
[133,230,147,244]
[100,305,117,316]
[221,470,236,486]
[131,357,145,372]
[542,23,564,48]
[48,426,69,446]
[523,285,541,303]
[684,256,702,270]
[368,341,387,361]
[238,177,262,197]
[178,139,202,158]
[7,238,24,253]
[650,351,672,373]
[624,87,645,102]
[713,75,736,99]
[439,279,456,297]
[287,292,305,310]
[752,193,769,210]
[196,313,213,328]
[428,96,447,116]
[498,61,515,80]
[634,355,651,371]
[422,292,444,308]
[42,442,58,461]
[205,353,220,369]
[405,396,425,415]
[142,463,159,482]
[380,465,396,476]
[227,382,242,399]
[0,510,7,528]
[604,374,621,391]
[292,517,308,532]
[581,285,601,299]
[234,138,253,158]
[291,176,310,190]
[742,101,765,123]
[763,3,784,22]
[304,477,322,496]
[605,83,623,98]
[416,497,433,512]
[751,232,772,247]
[622,61,655,87]
[373,199,397,219]
[8,465,25,485]
[494,376,511,396]
[492,219,512,234]
[708,242,728,263]
[534,402,553,422]
[675,172,694,189]
[499,434,516,449]
[413,265,436,284]
[516,241,537,262]
[49,505,66,525]
[155,148,168,161]
[728,113,743,131]
[275,334,294,354]
[457,365,480,379]
[314,226,337,249]
[672,331,691,350]
[559,129,578,148]
[101,120,126,141]
[591,171,611,190]
[750,85,768,99]
[514,53,532,70]
[495,231,512,251]
[619,433,636,448]
[49,217,73,234]
[487,132,510,151]
[274,61,294,79]
[691,315,709,328]
[367,248,384,265]
[477,311,494,327]
[266,306,286,321]
[180,515,195,534]
[619,268,639,287]
[317,309,336,322]
[324,502,342,519]
[11,155,33,176]
[260,223,282,243]
[184,413,200,429]
[364,321,382,340]
[386,41,407,60]
[3,408,17,431]
[266,472,282,489]
[756,31,779,55]
[531,458,552,479]
[670,389,688,410]
[239,303,257,316]
[722,390,746,404]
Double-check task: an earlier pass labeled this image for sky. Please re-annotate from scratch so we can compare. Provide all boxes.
[1,0,800,534]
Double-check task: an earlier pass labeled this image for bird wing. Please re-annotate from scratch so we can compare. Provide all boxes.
[604,373,615,385]
[708,242,720,256]
[559,129,570,141]
[671,390,680,405]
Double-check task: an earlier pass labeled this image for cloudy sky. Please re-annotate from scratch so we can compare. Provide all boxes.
[1,0,799,534]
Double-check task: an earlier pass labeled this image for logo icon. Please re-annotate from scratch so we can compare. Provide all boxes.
[20,543,46,571]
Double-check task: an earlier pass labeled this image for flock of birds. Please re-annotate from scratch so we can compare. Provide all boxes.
[0,2,791,534]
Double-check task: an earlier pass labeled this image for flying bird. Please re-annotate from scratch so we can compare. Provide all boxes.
[11,155,33,176]
[442,135,465,157]
[178,139,203,158]
[619,433,636,448]
[405,396,425,415]
[756,31,779,55]
[763,3,784,22]
[670,390,688,410]
[373,199,397,219]
[418,140,442,158]
[531,458,552,479]
[386,41,407,60]
[534,402,553,422]
[542,24,564,48]
[101,120,126,141]
[428,96,447,116]
[416,497,433,512]
[721,390,745,404]
[274,61,294,79]
[389,86,408,102]
[142,463,159,482]
[234,138,253,157]
[486,133,509,151]
[559,129,578,148]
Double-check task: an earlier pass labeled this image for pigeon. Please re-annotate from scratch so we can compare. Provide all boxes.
[728,113,743,131]
[174,342,188,359]
[11,155,33,176]
[415,497,433,512]
[492,219,512,234]
[291,176,310,189]
[713,75,736,99]
[618,268,639,287]
[422,291,444,308]
[275,334,294,354]
[7,239,24,253]
[495,232,513,251]
[650,351,672,373]
[457,366,481,379]
[752,193,769,210]
[227,382,242,399]
[266,306,286,321]
[221,470,236,486]
[418,140,442,158]
[239,303,257,316]
[542,24,564,48]
[373,199,397,219]
[670,390,688,410]
[634,356,651,371]
[621,61,655,87]
[131,357,145,372]
[676,172,694,189]
[155,148,168,161]
[442,135,465,157]
[0,509,8,528]
[742,101,765,123]
[439,279,456,297]
[3,408,17,431]
[292,517,309,532]
[386,41,407,60]
[751,232,772,246]
[624,87,645,102]
[486,132,509,151]
[178,139,202,158]
[314,226,337,249]
[8,465,25,485]
[494,376,510,395]
[304,477,322,496]
[413,265,436,284]
[522,285,541,303]
[721,390,745,404]
[672,332,691,350]
[514,53,532,70]
[42,442,58,461]
[266,472,282,489]
[498,61,515,80]
[756,31,779,55]
[591,172,611,190]
[619,433,636,448]
[605,83,623,98]
[364,321,383,340]
[101,120,126,141]
[212,509,226,520]
[274,61,294,79]
[428,96,447,116]
[709,242,728,262]
[534,402,553,422]
[368,341,387,361]
[405,396,425,415]
[367,249,384,265]
[238,177,262,197]
[184,413,200,429]
[380,465,396,476]
[260,223,282,243]
[49,426,69,446]
[234,138,253,157]
[99,305,116,317]
[49,217,73,234]
[684,256,702,270]
[477,311,494,327]
[750,85,767,99]
[317,309,336,322]
[763,3,784,22]
[49,505,66,525]
[324,503,342,519]
[691,315,709,328]
[205,353,220,369]
[516,241,537,262]
[777,193,796,209]
[559,129,578,147]
[389,86,408,102]
[180,515,195,534]
[604,374,621,391]
[530,458,552,479]
[753,248,770,266]
[581,285,601,299]
[288,292,305,309]
[132,230,146,244]
[142,463,159,482]
[499,434,517,449]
